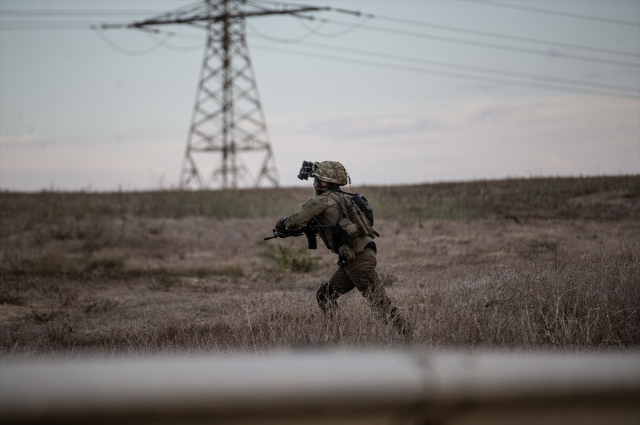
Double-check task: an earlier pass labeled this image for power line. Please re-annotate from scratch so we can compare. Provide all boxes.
[4,1,639,94]
[294,16,640,68]
[140,27,202,40]
[245,20,319,43]
[247,43,640,100]
[0,27,90,30]
[1,21,133,28]
[461,0,640,27]
[354,11,639,59]
[0,10,167,15]
[1,23,131,29]
[94,28,171,55]
[0,0,195,2]
[255,0,640,58]
[5,3,639,62]
[147,25,640,94]
[143,29,202,51]
[370,14,640,59]
[296,13,370,37]
[93,25,203,52]
[247,31,639,94]
[10,2,638,60]
[244,9,368,41]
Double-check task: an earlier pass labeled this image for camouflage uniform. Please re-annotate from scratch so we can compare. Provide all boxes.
[281,161,404,329]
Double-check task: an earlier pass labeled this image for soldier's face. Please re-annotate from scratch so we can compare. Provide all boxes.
[313,179,326,189]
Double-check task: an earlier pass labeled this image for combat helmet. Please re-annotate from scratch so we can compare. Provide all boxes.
[311,161,348,186]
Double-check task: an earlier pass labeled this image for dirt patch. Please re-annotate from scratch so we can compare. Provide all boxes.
[0,304,29,323]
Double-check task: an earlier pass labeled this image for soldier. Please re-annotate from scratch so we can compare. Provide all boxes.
[275,161,410,334]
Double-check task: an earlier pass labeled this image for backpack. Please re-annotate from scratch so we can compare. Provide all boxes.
[351,192,375,226]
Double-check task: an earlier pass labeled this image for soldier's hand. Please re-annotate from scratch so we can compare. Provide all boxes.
[275,217,287,232]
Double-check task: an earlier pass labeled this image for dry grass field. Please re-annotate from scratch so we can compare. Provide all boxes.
[0,175,638,358]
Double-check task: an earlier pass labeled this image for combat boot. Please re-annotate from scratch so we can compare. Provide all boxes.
[388,307,413,337]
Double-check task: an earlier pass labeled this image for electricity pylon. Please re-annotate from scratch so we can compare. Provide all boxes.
[101,0,326,189]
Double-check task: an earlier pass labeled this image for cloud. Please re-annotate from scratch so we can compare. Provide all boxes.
[0,130,184,190]
[0,134,54,148]
[0,128,185,149]
[469,104,544,124]
[268,95,639,186]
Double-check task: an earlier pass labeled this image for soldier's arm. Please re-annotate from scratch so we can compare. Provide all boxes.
[282,196,327,229]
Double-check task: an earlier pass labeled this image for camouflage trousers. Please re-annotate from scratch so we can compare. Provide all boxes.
[317,248,393,317]
[317,249,412,335]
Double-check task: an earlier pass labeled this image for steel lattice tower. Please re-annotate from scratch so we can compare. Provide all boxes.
[101,0,326,189]
[181,0,276,189]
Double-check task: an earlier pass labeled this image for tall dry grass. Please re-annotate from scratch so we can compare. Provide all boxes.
[1,175,638,358]
[3,243,637,357]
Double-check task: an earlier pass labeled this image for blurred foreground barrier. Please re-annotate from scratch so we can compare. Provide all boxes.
[1,351,639,425]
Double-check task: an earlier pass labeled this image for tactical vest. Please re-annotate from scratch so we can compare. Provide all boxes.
[324,191,379,251]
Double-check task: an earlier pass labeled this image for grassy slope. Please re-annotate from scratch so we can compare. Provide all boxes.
[0,175,639,356]
[1,175,638,222]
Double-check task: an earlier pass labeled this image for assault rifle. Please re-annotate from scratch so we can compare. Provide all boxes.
[264,224,318,249]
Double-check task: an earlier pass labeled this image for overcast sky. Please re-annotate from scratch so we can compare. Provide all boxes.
[1,0,639,191]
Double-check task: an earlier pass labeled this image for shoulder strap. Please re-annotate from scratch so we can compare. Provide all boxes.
[326,191,350,222]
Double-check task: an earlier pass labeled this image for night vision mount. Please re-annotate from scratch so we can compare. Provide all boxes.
[297,160,314,181]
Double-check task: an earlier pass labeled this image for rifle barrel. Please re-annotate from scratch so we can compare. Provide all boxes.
[263,226,310,242]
